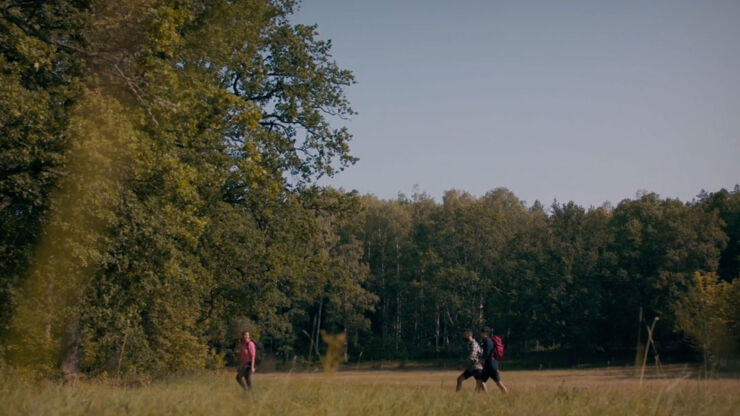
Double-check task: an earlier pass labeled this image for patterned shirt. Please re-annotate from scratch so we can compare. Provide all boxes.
[467,338,483,370]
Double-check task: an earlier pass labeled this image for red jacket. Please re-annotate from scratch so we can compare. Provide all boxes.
[239,340,256,365]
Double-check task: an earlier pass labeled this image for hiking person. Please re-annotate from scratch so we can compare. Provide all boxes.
[478,326,508,394]
[236,331,256,391]
[456,330,484,392]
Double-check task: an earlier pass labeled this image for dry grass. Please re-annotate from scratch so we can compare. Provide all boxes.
[2,366,739,415]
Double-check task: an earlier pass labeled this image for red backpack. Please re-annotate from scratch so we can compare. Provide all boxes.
[491,335,504,360]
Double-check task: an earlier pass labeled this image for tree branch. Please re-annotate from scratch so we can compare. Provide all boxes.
[0,196,11,212]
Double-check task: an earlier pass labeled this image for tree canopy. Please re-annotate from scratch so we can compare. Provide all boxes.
[1,0,367,375]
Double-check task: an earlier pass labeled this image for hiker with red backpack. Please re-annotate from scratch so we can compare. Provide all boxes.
[478,326,508,394]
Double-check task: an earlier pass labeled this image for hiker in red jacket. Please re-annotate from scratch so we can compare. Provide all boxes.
[236,331,256,390]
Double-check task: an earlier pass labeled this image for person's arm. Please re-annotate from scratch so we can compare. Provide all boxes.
[249,341,256,371]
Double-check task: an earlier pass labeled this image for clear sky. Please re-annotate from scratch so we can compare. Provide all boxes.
[294,0,740,208]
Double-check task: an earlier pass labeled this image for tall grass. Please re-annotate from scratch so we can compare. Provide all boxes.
[2,367,738,415]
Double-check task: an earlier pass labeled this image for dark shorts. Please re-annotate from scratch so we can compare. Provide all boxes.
[461,368,482,380]
[479,360,501,383]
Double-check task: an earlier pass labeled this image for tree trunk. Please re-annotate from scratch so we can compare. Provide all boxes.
[395,294,401,353]
[478,293,484,327]
[442,307,448,351]
[315,298,323,358]
[61,320,81,378]
[435,305,440,356]
[419,268,424,345]
[308,313,317,362]
[395,239,401,354]
[380,247,387,360]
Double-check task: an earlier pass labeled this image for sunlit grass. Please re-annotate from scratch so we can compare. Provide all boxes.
[2,367,738,415]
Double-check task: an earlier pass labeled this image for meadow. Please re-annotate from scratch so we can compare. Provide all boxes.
[2,366,739,416]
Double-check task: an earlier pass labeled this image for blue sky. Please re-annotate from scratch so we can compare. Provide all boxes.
[294,0,740,207]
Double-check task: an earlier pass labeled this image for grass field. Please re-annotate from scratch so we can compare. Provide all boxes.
[3,366,739,415]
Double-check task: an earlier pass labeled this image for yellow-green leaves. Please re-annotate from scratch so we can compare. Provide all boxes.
[5,88,135,372]
[674,272,737,370]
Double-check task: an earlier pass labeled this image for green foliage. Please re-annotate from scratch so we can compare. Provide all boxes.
[605,193,727,350]
[674,272,738,369]
[352,189,736,363]
[1,0,366,376]
[0,0,88,336]
[697,188,740,281]
[204,347,226,370]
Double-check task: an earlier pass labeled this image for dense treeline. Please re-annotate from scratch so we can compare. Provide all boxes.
[351,188,739,365]
[1,1,738,378]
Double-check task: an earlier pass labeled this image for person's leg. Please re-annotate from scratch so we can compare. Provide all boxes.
[236,365,247,390]
[244,365,253,390]
[456,373,465,391]
[490,361,507,393]
[477,371,489,393]
[457,369,474,391]
[478,362,492,393]
[495,380,508,393]
[477,380,488,392]
[471,370,481,392]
